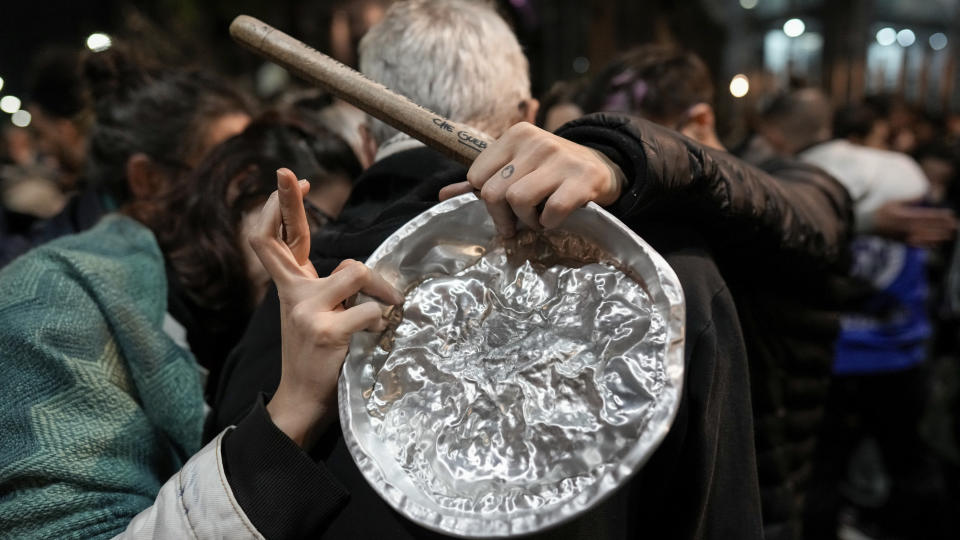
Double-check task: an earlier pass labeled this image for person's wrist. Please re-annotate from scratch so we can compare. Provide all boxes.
[266,384,335,448]
[589,148,625,206]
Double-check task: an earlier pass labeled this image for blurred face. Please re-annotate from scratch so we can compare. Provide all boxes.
[187,112,251,167]
[863,119,891,150]
[543,103,583,132]
[27,105,86,182]
[920,156,954,203]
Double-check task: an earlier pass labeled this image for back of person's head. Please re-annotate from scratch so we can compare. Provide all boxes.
[358,0,532,144]
[759,88,833,155]
[143,114,362,332]
[281,88,370,167]
[834,102,890,149]
[83,47,253,202]
[582,44,724,149]
[834,103,878,141]
[28,48,88,121]
[583,44,715,125]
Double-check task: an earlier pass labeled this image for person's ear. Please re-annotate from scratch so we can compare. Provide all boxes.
[686,103,716,132]
[358,123,377,168]
[680,103,724,150]
[520,98,540,125]
[125,153,164,201]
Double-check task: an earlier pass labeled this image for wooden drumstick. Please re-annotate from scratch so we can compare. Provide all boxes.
[230,14,492,166]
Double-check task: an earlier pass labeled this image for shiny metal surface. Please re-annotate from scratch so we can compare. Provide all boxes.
[339,194,685,537]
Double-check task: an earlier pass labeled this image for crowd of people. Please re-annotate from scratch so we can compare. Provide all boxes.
[0,1,959,538]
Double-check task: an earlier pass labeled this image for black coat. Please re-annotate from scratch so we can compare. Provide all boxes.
[214,114,853,540]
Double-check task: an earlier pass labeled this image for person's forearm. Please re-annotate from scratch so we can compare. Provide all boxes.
[558,113,854,269]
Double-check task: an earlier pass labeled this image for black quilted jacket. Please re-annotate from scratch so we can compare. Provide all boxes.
[559,115,854,540]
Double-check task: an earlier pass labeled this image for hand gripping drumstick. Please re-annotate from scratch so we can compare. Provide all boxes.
[230,15,492,166]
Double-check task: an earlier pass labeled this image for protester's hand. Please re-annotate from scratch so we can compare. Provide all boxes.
[870,199,957,247]
[438,122,626,237]
[250,168,404,448]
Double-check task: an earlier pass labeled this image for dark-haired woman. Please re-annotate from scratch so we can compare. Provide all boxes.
[0,116,378,539]
[138,115,361,377]
[0,48,253,268]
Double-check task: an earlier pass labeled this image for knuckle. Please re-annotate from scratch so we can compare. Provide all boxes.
[586,159,607,179]
[290,303,314,328]
[342,259,370,284]
[480,183,505,203]
[466,169,484,188]
[290,299,311,318]
[505,185,530,207]
[311,320,333,343]
[546,197,575,216]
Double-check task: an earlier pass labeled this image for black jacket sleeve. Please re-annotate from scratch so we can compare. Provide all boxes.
[557,114,854,272]
[221,394,349,539]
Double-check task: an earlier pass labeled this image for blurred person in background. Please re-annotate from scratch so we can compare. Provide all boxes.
[534,78,587,132]
[0,93,370,537]
[26,47,91,194]
[216,4,852,538]
[137,114,361,374]
[834,102,892,151]
[281,87,373,169]
[759,88,955,540]
[0,127,43,262]
[0,48,89,237]
[0,46,253,268]
[864,94,919,155]
[329,0,390,68]
[582,44,854,540]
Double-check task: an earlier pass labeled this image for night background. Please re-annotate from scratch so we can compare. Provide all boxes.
[1,0,958,144]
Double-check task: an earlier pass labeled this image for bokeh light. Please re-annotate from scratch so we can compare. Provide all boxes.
[86,33,113,52]
[783,18,805,38]
[930,32,948,51]
[730,74,750,98]
[0,95,21,114]
[876,27,897,46]
[896,29,916,47]
[11,109,31,128]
